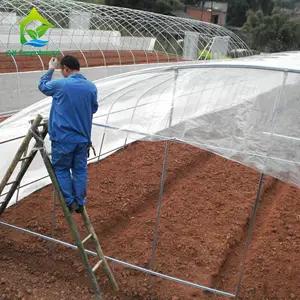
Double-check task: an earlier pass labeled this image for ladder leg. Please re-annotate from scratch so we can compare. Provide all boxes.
[0,118,47,216]
[38,145,103,300]
[15,143,30,206]
[0,114,43,197]
[82,208,119,292]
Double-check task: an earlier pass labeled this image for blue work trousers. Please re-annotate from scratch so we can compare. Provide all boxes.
[51,141,88,206]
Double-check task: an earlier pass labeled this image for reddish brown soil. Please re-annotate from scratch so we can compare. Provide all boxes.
[1,140,300,300]
[0,50,181,73]
[0,116,8,123]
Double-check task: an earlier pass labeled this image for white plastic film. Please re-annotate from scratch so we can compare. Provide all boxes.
[1,53,300,207]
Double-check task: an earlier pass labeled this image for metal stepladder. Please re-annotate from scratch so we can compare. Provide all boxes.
[0,114,119,300]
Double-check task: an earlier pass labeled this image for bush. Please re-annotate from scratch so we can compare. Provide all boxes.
[198,50,212,60]
[198,49,231,60]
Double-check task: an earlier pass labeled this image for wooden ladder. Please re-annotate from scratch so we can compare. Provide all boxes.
[0,114,118,300]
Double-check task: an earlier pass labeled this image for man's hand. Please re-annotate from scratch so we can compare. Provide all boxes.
[49,57,58,70]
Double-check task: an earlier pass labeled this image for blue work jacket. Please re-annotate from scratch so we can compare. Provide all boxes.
[38,69,98,144]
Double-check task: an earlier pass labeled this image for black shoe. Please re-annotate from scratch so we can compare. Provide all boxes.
[68,201,79,213]
[75,205,84,214]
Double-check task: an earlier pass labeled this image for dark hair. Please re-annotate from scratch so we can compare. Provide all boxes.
[60,55,80,71]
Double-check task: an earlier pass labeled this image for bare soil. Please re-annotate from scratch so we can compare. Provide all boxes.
[1,140,300,300]
[0,51,181,73]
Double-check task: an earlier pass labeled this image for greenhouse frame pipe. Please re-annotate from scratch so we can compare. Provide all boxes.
[159,14,213,56]
[92,70,242,121]
[34,2,90,66]
[51,190,57,252]
[122,75,175,148]
[107,9,149,64]
[3,4,45,70]
[88,9,133,66]
[2,1,64,63]
[23,0,89,68]
[235,173,264,298]
[96,72,166,162]
[0,221,235,298]
[76,4,130,66]
[149,139,169,279]
[149,69,178,279]
[162,64,300,74]
[132,13,179,61]
[91,122,300,167]
[0,15,21,105]
[0,135,26,145]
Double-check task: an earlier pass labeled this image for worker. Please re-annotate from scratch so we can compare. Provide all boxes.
[38,55,98,213]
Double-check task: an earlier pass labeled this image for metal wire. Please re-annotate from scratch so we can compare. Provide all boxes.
[0,144,125,199]
[0,221,235,298]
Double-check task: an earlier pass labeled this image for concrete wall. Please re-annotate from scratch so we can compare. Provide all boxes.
[0,12,18,25]
[0,12,156,52]
[0,26,156,52]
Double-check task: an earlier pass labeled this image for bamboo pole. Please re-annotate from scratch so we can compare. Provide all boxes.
[37,132,103,299]
[81,207,119,292]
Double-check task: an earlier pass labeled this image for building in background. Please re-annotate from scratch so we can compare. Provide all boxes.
[186,2,228,26]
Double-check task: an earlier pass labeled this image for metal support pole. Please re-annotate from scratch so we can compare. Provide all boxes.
[235,173,264,298]
[149,68,178,282]
[149,140,170,278]
[51,190,57,253]
[97,132,106,163]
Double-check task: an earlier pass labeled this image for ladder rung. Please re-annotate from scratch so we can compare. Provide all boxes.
[19,156,31,162]
[82,233,92,244]
[92,260,103,272]
[6,181,16,186]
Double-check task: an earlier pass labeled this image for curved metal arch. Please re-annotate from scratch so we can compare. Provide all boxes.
[67,2,120,67]
[0,0,252,74]
[174,17,231,59]
[2,2,46,71]
[103,6,157,65]
[158,16,208,59]
[136,12,211,61]
[29,0,89,67]
[123,75,176,145]
[155,13,214,53]
[106,8,152,64]
[93,5,137,65]
[109,8,157,64]
[82,3,144,66]
[4,1,74,65]
[80,3,150,67]
[0,28,21,108]
[117,6,184,64]
[133,12,183,61]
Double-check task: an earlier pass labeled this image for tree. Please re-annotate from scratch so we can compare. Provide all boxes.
[274,0,296,9]
[243,8,300,52]
[227,0,250,26]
